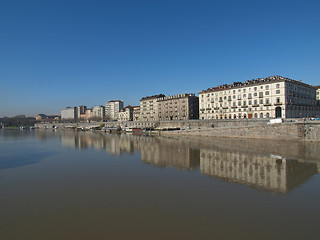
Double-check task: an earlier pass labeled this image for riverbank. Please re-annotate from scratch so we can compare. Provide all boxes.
[158,121,320,141]
[35,119,320,141]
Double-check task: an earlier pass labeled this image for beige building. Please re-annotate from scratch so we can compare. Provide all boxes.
[157,93,199,120]
[85,108,93,119]
[314,86,320,101]
[133,106,140,121]
[140,94,165,121]
[105,100,124,120]
[200,147,317,193]
[118,106,133,121]
[199,76,317,119]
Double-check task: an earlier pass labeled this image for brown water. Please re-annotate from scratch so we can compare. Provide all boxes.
[0,130,320,240]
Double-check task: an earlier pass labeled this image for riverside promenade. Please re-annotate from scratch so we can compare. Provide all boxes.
[35,119,320,142]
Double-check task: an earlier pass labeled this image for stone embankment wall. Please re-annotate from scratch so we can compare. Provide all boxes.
[35,119,320,141]
[160,122,320,141]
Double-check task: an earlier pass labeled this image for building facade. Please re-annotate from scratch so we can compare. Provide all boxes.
[92,105,105,119]
[140,94,165,121]
[132,106,140,121]
[118,106,133,121]
[85,108,93,119]
[199,76,317,120]
[76,106,87,118]
[157,93,199,120]
[314,86,320,101]
[61,107,77,119]
[105,100,124,120]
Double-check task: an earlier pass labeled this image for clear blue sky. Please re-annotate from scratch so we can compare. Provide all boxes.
[1,0,319,117]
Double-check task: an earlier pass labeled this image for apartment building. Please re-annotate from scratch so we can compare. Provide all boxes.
[118,106,134,121]
[132,106,140,121]
[140,94,165,121]
[92,105,105,118]
[76,106,87,118]
[157,93,199,120]
[105,100,124,120]
[199,76,317,119]
[61,107,77,119]
[85,108,93,119]
[314,86,320,101]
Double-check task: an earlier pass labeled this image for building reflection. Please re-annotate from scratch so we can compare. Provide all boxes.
[51,131,320,193]
[200,149,318,193]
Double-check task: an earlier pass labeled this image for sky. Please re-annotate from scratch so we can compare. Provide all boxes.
[0,0,319,117]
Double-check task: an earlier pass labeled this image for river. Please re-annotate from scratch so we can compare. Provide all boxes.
[0,130,320,239]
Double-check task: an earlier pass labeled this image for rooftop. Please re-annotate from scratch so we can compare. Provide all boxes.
[140,94,165,101]
[200,76,314,94]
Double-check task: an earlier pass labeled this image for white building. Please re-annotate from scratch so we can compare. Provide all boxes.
[105,100,124,120]
[61,107,77,119]
[140,94,165,121]
[199,76,318,119]
[92,105,105,119]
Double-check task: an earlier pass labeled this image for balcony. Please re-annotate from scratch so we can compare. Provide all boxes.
[241,105,248,108]
[252,104,259,107]
[274,102,282,106]
[264,103,271,106]
[214,107,219,110]
[231,106,238,108]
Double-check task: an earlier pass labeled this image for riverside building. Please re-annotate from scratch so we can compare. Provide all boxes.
[105,100,124,120]
[140,94,165,121]
[61,107,77,119]
[157,93,199,120]
[118,106,134,121]
[133,106,141,121]
[199,76,318,119]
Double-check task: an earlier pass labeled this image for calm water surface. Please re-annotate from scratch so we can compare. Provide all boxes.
[0,130,320,240]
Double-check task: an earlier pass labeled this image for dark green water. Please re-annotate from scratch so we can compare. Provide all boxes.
[1,130,320,240]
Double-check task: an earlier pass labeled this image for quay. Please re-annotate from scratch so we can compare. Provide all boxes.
[35,118,320,142]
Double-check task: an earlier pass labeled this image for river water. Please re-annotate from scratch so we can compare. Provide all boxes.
[0,130,320,240]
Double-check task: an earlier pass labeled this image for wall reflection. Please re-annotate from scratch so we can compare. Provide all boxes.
[36,130,320,193]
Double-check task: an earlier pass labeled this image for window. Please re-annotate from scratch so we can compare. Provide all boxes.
[249,100,252,105]
[276,98,280,103]
[266,98,270,104]
[254,87,257,91]
[266,85,269,90]
[276,90,280,94]
[248,93,252,99]
[265,91,269,95]
[260,99,263,104]
[238,101,241,106]
[233,102,236,106]
[243,89,246,92]
[259,92,263,98]
[243,101,246,106]
[254,92,257,97]
[243,94,246,98]
[276,84,280,88]
[233,90,236,94]
[254,99,258,105]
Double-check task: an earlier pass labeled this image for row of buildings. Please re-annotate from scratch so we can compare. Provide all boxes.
[61,76,320,121]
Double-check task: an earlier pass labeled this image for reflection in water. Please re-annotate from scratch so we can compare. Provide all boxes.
[200,150,318,192]
[37,130,320,193]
